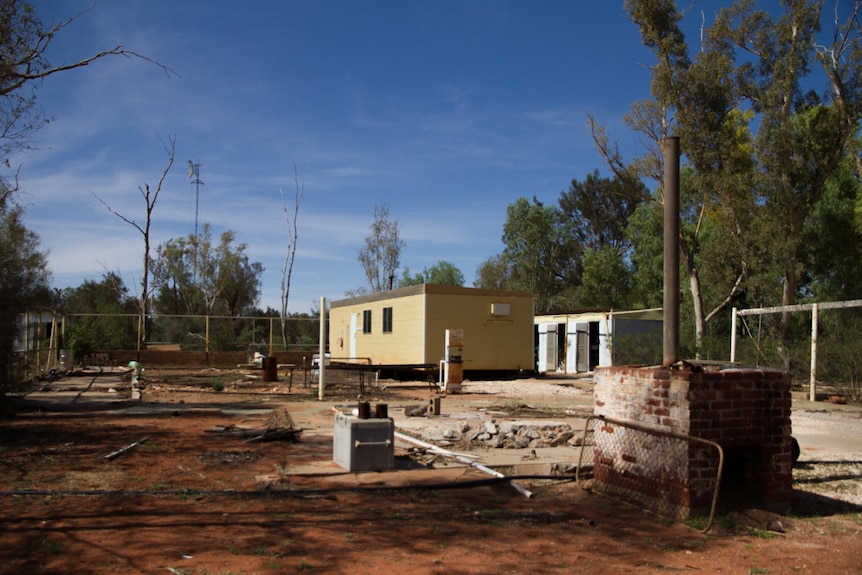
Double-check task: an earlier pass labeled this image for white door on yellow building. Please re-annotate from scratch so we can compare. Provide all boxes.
[349,313,357,360]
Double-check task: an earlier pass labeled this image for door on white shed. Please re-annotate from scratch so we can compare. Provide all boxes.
[537,323,557,373]
[575,322,589,372]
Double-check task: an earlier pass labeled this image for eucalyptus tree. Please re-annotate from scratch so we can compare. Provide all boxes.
[399,260,465,287]
[61,272,138,353]
[559,170,647,309]
[559,170,646,254]
[607,0,759,357]
[152,235,200,316]
[801,153,862,300]
[357,203,406,293]
[711,0,862,341]
[0,192,50,390]
[153,224,263,317]
[499,197,580,313]
[594,0,861,358]
[474,254,515,292]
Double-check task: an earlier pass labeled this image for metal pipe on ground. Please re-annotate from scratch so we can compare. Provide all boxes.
[394,430,533,498]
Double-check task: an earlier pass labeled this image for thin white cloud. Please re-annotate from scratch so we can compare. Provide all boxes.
[12,0,654,312]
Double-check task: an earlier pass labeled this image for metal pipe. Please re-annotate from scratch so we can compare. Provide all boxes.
[577,415,723,533]
[318,296,326,400]
[393,431,533,498]
[663,136,681,365]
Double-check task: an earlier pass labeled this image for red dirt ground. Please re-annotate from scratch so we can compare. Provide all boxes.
[1,384,860,575]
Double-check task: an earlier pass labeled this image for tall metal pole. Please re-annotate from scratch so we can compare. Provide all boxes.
[318,297,327,401]
[190,161,203,241]
[188,161,204,282]
[663,137,681,366]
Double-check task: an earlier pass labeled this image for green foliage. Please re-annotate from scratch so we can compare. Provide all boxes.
[802,155,862,300]
[478,169,649,314]
[473,253,514,291]
[0,2,172,399]
[576,247,634,309]
[499,197,581,313]
[810,309,862,402]
[0,197,51,389]
[399,260,465,287]
[558,169,646,253]
[61,273,138,355]
[612,327,662,367]
[152,224,263,318]
[626,198,664,309]
[595,1,862,360]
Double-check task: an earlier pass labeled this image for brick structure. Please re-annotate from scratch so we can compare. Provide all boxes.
[593,365,793,517]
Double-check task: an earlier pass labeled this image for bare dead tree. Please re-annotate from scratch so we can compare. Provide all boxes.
[0,2,174,168]
[93,135,176,353]
[279,163,306,349]
[358,204,406,293]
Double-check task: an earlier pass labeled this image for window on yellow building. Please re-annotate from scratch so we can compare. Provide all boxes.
[383,307,393,333]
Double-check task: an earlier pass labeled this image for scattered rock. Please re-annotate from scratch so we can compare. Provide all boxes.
[569,433,587,446]
[453,421,581,450]
[499,422,520,435]
[484,421,499,435]
[404,404,428,417]
[551,462,578,475]
[550,430,574,446]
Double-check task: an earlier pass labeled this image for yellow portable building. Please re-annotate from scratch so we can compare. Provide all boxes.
[328,284,535,373]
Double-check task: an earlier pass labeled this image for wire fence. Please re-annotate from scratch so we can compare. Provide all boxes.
[576,415,723,532]
[14,311,324,379]
[731,301,862,402]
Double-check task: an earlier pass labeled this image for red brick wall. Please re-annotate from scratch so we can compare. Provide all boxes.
[593,365,793,516]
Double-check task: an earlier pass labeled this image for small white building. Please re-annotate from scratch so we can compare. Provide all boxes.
[534,308,662,374]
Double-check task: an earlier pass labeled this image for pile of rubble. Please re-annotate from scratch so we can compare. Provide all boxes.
[451,419,585,449]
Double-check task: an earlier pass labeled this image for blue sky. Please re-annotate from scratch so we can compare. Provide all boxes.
[17,0,664,313]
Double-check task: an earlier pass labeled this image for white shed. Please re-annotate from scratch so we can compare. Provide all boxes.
[534,308,662,374]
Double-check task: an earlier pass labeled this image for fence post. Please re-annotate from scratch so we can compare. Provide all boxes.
[810,303,818,402]
[269,316,274,355]
[730,307,737,363]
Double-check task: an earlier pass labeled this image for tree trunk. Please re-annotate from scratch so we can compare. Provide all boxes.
[689,270,705,360]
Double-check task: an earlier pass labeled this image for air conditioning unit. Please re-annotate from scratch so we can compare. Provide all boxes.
[491,302,511,316]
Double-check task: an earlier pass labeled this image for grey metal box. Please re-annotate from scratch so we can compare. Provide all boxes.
[332,413,395,472]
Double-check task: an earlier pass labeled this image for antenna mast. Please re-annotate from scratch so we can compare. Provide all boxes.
[187,160,204,241]
[188,160,204,282]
